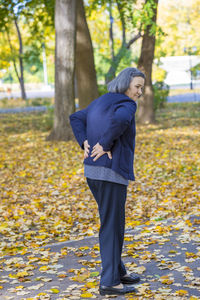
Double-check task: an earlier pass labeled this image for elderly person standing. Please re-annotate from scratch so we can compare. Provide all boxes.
[69,67,145,296]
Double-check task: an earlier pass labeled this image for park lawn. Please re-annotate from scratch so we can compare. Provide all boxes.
[0,102,200,256]
[0,97,54,109]
[169,88,200,96]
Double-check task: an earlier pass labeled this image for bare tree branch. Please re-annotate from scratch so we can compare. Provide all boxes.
[126,31,141,48]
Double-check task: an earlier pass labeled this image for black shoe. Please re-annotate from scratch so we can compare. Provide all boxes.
[120,273,140,284]
[99,284,136,296]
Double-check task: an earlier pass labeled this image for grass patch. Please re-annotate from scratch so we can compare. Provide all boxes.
[0,102,199,135]
[0,107,54,134]
[0,97,54,109]
[169,88,200,96]
[156,102,200,128]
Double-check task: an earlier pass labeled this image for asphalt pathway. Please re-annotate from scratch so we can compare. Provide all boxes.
[0,90,54,100]
[167,93,200,103]
[0,215,200,299]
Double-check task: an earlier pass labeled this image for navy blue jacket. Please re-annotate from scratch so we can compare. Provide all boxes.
[69,92,137,180]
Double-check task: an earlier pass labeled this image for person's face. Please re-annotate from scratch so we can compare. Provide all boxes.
[125,76,145,100]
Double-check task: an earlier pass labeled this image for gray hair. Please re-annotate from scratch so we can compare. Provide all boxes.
[107,67,145,94]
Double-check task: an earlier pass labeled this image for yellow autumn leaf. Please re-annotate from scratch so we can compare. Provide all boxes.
[175,289,189,296]
[81,292,93,298]
[0,223,8,230]
[9,274,17,279]
[161,279,174,284]
[50,288,60,293]
[39,266,49,271]
[90,271,99,277]
[16,271,29,278]
[58,274,66,278]
[185,252,198,258]
[72,274,89,282]
[79,246,89,251]
[86,281,97,288]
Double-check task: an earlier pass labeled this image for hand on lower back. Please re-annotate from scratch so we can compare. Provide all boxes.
[91,142,112,161]
[83,140,90,159]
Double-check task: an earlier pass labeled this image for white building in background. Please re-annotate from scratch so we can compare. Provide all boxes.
[156,56,200,88]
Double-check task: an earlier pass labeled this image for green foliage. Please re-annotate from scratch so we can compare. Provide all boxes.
[29,97,52,107]
[43,106,54,130]
[156,0,200,57]
[191,63,200,79]
[117,48,133,71]
[153,81,169,111]
[152,63,167,82]
[86,0,162,84]
[98,84,108,96]
[1,98,8,107]
[0,0,54,84]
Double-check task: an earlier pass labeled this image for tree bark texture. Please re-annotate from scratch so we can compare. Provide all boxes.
[137,0,159,124]
[47,0,76,141]
[109,0,115,62]
[75,0,98,109]
[14,19,27,100]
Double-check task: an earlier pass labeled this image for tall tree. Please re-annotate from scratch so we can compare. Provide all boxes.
[86,0,159,84]
[0,1,27,99]
[105,0,142,83]
[137,0,159,124]
[75,0,98,109]
[47,0,76,141]
[13,18,26,99]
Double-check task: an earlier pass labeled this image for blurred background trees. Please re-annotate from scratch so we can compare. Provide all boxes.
[0,0,54,99]
[0,0,200,139]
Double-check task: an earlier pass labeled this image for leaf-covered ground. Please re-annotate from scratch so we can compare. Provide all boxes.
[1,215,200,299]
[0,102,200,298]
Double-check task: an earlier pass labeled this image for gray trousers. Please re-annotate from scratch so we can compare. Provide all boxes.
[86,178,127,286]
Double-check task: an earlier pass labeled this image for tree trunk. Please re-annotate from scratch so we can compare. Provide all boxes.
[14,19,27,100]
[75,0,98,109]
[137,0,159,124]
[108,0,115,62]
[47,0,76,141]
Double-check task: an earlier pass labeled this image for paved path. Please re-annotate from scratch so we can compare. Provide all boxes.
[167,93,200,103]
[0,90,54,100]
[0,105,52,114]
[0,88,200,103]
[0,215,200,299]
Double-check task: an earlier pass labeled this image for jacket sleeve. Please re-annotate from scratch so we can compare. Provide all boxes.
[69,108,88,150]
[98,100,137,151]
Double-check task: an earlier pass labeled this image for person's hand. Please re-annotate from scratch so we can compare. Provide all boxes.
[91,142,112,162]
[83,140,90,159]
